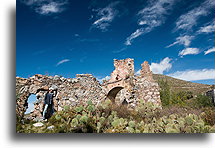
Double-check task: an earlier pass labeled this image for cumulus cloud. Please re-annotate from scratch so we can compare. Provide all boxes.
[125,0,176,45]
[20,0,68,15]
[166,35,194,48]
[168,69,215,81]
[56,59,70,66]
[91,1,120,32]
[204,47,215,55]
[178,48,200,57]
[135,69,141,75]
[96,76,110,83]
[175,0,215,32]
[150,57,172,74]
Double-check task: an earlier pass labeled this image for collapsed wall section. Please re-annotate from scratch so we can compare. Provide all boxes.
[16,58,162,120]
[16,74,105,119]
[133,61,161,106]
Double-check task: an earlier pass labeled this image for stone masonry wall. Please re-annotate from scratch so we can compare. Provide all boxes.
[16,58,161,120]
[104,59,161,108]
[16,74,106,120]
[109,58,134,82]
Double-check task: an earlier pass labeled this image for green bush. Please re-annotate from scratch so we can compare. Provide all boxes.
[195,94,213,108]
[159,80,171,106]
[158,80,194,107]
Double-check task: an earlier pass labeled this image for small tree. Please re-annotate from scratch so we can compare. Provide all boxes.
[158,79,171,106]
[195,94,213,108]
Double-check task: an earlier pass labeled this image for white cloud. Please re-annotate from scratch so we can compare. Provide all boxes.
[150,57,172,74]
[198,22,215,34]
[96,76,110,83]
[175,0,215,31]
[166,35,194,48]
[112,47,127,53]
[125,0,176,45]
[168,69,215,81]
[204,47,215,55]
[36,2,64,15]
[74,34,80,37]
[56,59,70,66]
[137,0,175,27]
[178,48,200,57]
[21,0,67,15]
[125,28,144,45]
[92,1,119,32]
[135,69,141,75]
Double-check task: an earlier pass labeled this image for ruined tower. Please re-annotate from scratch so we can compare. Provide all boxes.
[103,58,161,107]
[108,58,134,82]
[140,61,154,82]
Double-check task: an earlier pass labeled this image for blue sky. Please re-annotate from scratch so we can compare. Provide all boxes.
[17,0,214,84]
[25,94,36,114]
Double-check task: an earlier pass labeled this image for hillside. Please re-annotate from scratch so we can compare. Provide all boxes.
[153,74,212,95]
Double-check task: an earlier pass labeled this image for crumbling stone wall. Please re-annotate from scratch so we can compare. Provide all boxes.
[109,58,134,82]
[140,61,154,82]
[103,58,161,108]
[102,58,135,104]
[16,74,106,119]
[133,76,161,105]
[134,61,161,105]
[16,58,161,119]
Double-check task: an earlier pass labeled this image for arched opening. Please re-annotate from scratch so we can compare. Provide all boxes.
[122,99,128,105]
[107,87,124,103]
[25,94,37,115]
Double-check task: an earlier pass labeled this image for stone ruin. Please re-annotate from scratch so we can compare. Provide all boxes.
[16,74,106,119]
[102,59,161,106]
[16,58,161,120]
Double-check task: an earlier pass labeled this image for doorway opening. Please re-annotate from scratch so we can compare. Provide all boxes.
[25,94,36,115]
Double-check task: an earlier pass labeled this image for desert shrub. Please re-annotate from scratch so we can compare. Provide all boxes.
[16,114,35,133]
[105,103,133,119]
[169,93,185,106]
[200,107,215,126]
[157,104,204,119]
[16,99,215,133]
[158,80,193,107]
[195,94,213,108]
[159,80,188,106]
[159,80,171,106]
[174,91,193,101]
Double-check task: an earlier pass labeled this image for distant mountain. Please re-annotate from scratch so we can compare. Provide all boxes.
[153,74,212,95]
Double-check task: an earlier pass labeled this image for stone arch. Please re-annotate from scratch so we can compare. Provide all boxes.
[107,86,124,102]
[122,99,128,105]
